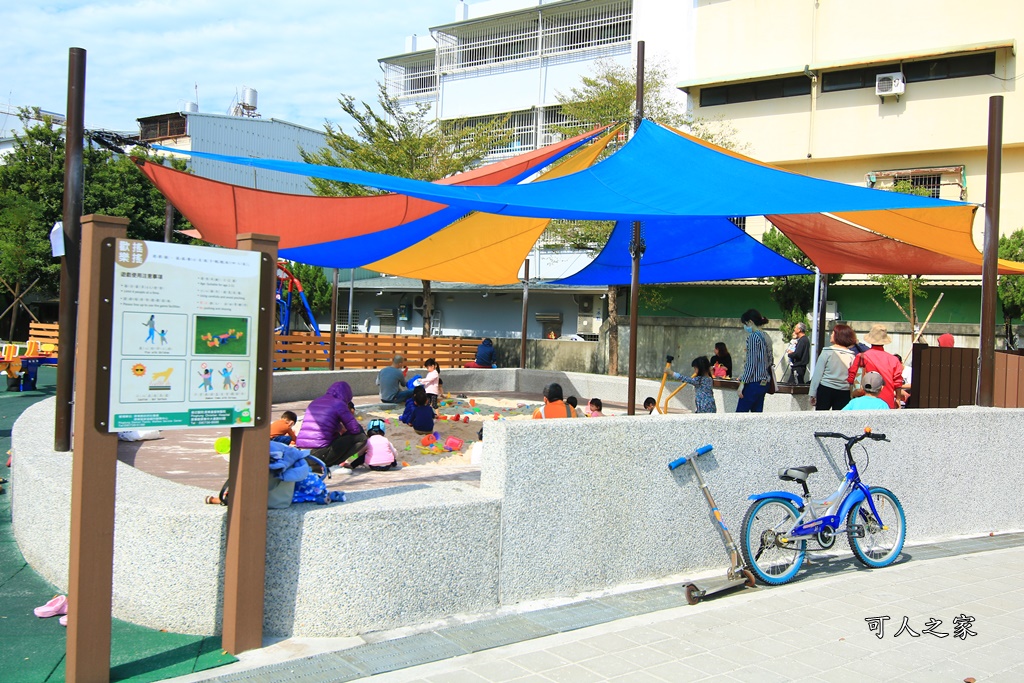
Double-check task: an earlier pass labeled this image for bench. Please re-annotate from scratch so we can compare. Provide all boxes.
[27,321,60,359]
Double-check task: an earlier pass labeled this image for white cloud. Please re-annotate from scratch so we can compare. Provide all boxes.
[0,0,458,136]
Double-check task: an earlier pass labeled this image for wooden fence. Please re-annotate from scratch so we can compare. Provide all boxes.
[273,333,481,371]
[994,350,1024,408]
[906,346,1024,409]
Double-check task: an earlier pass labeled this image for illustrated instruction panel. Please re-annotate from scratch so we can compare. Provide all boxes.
[108,239,262,431]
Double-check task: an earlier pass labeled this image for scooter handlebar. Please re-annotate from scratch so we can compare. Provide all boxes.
[668,445,713,471]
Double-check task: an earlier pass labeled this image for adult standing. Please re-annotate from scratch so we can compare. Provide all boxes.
[808,323,858,411]
[736,309,775,413]
[847,324,904,409]
[377,354,413,404]
[295,381,367,470]
[787,322,810,384]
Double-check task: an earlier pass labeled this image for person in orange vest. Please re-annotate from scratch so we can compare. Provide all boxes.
[532,383,576,419]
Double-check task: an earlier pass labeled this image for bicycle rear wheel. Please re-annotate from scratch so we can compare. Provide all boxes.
[741,498,805,585]
[847,487,906,568]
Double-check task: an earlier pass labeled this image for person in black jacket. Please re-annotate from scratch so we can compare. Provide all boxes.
[474,338,496,367]
[787,323,811,384]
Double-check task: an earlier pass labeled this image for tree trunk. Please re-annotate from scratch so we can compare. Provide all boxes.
[421,279,433,337]
[8,281,20,340]
[607,285,618,376]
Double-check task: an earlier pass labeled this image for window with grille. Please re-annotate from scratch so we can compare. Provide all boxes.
[867,167,964,201]
[728,217,747,232]
[435,0,631,73]
[458,109,538,159]
[138,114,187,142]
[700,75,811,107]
[336,308,359,333]
[382,55,437,98]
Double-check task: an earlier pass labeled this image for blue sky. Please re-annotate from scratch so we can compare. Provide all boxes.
[0,0,460,137]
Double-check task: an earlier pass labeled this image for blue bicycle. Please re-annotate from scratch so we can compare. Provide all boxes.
[740,428,906,585]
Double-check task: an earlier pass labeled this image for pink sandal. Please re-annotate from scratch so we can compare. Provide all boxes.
[59,615,68,627]
[34,595,68,618]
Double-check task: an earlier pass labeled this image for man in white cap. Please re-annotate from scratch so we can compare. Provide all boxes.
[847,324,904,408]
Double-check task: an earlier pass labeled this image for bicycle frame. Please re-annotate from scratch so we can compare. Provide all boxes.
[747,433,891,541]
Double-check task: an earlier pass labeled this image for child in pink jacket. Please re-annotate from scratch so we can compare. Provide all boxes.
[363,419,402,471]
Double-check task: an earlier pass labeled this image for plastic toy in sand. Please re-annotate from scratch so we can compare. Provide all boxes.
[214,436,231,454]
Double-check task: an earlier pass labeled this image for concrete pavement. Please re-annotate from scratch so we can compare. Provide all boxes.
[176,533,1024,682]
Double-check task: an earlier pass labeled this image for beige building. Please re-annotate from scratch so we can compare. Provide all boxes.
[680,0,1023,245]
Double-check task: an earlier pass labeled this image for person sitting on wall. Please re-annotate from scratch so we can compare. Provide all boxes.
[377,354,414,404]
[711,342,732,378]
[465,338,498,368]
[532,382,576,419]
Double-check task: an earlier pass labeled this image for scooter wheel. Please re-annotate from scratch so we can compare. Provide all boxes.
[684,584,701,605]
[742,569,757,588]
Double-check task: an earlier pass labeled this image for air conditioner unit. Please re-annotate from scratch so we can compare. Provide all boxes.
[875,72,905,99]
[413,294,433,311]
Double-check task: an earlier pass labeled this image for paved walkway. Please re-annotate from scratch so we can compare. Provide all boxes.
[171,533,1024,682]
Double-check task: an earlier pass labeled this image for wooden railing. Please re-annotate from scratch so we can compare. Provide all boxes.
[273,333,482,371]
[994,350,1024,408]
[906,346,1024,409]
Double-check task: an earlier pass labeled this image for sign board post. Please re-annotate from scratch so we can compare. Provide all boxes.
[66,220,278,682]
[67,215,127,683]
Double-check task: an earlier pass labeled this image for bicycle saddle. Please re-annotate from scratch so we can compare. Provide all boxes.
[778,465,817,483]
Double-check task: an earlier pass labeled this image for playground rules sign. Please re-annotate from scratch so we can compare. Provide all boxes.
[107,239,262,431]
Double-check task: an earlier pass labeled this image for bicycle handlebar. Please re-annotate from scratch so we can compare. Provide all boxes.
[814,430,888,443]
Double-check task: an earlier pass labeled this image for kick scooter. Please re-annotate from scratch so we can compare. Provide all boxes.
[669,445,755,604]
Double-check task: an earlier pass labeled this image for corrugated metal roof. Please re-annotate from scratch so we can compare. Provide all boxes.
[184,112,326,195]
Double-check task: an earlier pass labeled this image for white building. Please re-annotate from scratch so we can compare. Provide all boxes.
[379,0,691,161]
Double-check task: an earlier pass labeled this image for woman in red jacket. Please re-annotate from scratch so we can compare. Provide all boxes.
[848,324,904,409]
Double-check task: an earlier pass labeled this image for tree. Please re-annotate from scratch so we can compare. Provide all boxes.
[761,227,818,339]
[552,59,741,373]
[286,261,334,322]
[998,228,1024,349]
[301,85,510,336]
[0,111,191,334]
[869,179,936,340]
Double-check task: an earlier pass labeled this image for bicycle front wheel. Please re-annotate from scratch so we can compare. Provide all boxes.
[847,487,906,568]
[741,498,805,585]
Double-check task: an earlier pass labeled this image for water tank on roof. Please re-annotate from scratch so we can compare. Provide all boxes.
[184,101,198,113]
[242,88,258,110]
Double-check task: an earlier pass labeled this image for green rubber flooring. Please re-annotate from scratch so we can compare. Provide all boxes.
[0,367,236,682]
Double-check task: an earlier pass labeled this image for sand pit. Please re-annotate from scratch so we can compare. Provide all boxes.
[352,394,541,467]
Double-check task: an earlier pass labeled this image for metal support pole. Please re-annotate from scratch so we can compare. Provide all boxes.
[347,268,355,333]
[627,40,645,415]
[222,233,278,654]
[164,200,174,243]
[329,268,339,370]
[66,214,127,683]
[55,47,86,452]
[520,259,530,369]
[978,95,1003,406]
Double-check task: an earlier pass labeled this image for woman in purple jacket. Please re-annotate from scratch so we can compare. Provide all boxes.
[295,381,367,470]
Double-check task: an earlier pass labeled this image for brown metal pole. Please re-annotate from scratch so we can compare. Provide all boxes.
[520,259,529,369]
[627,40,645,415]
[163,200,174,242]
[329,268,339,370]
[978,95,1003,406]
[66,214,128,683]
[55,47,86,452]
[222,233,278,654]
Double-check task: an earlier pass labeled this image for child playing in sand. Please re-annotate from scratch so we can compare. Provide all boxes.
[565,396,585,417]
[409,387,436,434]
[673,357,717,414]
[643,396,660,415]
[270,410,298,445]
[422,358,441,408]
[587,398,606,417]
[363,419,403,471]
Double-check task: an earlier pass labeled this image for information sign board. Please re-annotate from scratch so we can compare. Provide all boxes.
[108,239,262,431]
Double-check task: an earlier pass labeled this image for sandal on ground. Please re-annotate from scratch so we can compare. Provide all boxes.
[204,495,224,505]
[34,595,68,618]
[59,615,68,627]
[329,491,345,503]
